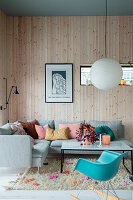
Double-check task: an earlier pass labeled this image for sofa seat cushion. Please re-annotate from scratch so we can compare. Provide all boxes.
[34,139,51,145]
[50,139,77,147]
[32,140,50,158]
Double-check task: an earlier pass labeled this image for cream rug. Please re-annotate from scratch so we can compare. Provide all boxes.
[7,156,133,190]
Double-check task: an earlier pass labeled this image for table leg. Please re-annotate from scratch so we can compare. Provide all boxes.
[61,149,63,173]
[123,151,125,165]
[131,150,133,175]
[63,150,64,163]
[123,150,133,175]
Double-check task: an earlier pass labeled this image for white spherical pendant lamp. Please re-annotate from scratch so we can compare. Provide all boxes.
[90,58,123,90]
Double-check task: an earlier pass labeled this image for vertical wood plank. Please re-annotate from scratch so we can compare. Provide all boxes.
[3,15,133,142]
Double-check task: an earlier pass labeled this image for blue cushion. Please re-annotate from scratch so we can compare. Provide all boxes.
[94,126,115,141]
[27,120,54,129]
[55,120,85,129]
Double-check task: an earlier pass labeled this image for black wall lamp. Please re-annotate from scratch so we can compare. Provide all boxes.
[0,78,19,110]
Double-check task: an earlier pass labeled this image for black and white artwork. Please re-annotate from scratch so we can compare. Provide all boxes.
[52,71,66,94]
[45,64,73,103]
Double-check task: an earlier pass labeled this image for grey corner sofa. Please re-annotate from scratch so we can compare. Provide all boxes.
[0,119,132,169]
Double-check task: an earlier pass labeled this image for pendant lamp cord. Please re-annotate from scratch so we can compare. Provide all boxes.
[105,0,107,57]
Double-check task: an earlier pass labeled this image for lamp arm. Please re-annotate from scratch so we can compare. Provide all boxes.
[6,86,14,104]
[1,79,19,110]
[3,77,7,110]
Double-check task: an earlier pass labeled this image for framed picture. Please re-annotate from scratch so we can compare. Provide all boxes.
[120,64,133,85]
[45,63,73,103]
[80,65,92,85]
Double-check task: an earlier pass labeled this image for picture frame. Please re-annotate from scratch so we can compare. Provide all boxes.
[45,63,73,103]
[80,65,92,86]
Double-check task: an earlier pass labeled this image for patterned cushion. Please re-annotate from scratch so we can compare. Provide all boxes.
[45,127,69,141]
[11,123,27,135]
[19,119,38,139]
[11,124,34,144]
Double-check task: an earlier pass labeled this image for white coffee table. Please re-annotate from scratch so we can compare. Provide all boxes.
[61,141,133,174]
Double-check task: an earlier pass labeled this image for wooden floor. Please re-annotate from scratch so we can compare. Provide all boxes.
[0,168,132,200]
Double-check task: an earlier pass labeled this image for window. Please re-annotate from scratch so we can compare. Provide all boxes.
[80,64,133,86]
[80,65,91,85]
[121,64,133,85]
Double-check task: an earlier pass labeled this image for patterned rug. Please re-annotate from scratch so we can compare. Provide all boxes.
[6,155,133,190]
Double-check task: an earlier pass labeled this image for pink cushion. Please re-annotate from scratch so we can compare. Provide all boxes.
[59,123,81,139]
[35,124,49,139]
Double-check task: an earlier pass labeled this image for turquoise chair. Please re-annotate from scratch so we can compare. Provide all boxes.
[70,150,128,200]
[74,150,128,181]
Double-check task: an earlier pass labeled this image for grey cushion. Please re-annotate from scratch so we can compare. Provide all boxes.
[55,120,85,130]
[34,139,51,145]
[90,120,124,139]
[0,123,12,135]
[32,141,49,158]
[27,120,54,129]
[50,139,77,147]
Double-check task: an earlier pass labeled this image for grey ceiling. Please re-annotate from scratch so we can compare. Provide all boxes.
[0,0,133,16]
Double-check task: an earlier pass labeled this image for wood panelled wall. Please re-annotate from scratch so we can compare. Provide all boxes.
[5,16,133,141]
[0,10,8,125]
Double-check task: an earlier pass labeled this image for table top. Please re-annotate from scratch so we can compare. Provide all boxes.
[61,141,132,151]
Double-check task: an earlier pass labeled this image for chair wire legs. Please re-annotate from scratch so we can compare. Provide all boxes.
[70,180,120,200]
[70,180,86,200]
[106,181,109,200]
[91,182,101,200]
[90,181,120,200]
[109,181,120,200]
[100,180,120,200]
[98,181,106,200]
[76,180,86,198]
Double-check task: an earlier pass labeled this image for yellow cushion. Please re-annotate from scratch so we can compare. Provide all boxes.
[45,127,69,141]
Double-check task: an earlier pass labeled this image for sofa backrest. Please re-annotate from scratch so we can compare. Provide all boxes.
[54,120,85,129]
[89,120,124,139]
[0,123,12,135]
[27,120,55,129]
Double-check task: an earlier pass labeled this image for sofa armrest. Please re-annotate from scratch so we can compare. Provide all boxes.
[0,135,33,167]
